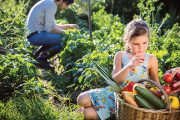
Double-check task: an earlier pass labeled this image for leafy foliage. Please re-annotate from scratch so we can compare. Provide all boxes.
[0,0,179,119]
[0,0,28,49]
[137,0,180,77]
[0,54,39,100]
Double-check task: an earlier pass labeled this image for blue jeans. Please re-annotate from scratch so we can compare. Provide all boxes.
[27,31,64,53]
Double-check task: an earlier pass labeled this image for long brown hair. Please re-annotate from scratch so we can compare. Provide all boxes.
[124,19,149,51]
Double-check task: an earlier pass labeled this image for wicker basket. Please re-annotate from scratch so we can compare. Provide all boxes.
[115,79,180,120]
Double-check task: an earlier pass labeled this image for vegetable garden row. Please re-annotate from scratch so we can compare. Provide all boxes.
[0,0,179,119]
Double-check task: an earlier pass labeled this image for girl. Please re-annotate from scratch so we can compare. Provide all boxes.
[77,19,160,120]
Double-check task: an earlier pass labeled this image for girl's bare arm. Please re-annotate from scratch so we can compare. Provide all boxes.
[148,54,160,84]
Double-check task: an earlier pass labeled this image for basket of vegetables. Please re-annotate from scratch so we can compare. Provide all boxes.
[92,62,180,120]
[115,79,180,120]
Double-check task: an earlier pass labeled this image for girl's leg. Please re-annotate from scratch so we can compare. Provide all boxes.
[77,92,99,119]
[84,107,99,120]
[77,92,92,107]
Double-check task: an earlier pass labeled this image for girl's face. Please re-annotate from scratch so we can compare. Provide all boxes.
[128,34,149,55]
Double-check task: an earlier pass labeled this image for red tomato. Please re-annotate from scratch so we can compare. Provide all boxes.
[163,73,173,83]
[123,82,135,92]
[163,85,172,94]
[174,72,180,81]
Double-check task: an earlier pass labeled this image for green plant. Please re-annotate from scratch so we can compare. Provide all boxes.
[17,79,56,98]
[15,96,60,120]
[0,54,38,101]
[0,101,25,120]
[0,0,27,49]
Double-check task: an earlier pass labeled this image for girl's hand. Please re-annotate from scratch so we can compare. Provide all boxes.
[171,81,180,94]
[166,67,180,94]
[127,54,145,71]
[166,67,180,77]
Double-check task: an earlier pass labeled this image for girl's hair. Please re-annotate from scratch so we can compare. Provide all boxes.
[124,19,149,51]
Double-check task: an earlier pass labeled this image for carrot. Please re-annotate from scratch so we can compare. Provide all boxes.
[121,91,139,107]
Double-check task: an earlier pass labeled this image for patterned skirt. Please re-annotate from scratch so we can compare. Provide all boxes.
[88,87,115,120]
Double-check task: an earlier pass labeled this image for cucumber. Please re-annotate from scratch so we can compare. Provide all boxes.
[135,86,165,109]
[134,94,155,109]
[93,61,123,92]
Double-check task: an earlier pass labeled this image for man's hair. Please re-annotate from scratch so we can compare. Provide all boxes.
[56,0,74,5]
[65,0,74,5]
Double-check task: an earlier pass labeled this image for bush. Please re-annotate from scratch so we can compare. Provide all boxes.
[0,54,38,101]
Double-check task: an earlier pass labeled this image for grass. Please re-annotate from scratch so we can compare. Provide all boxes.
[0,95,83,120]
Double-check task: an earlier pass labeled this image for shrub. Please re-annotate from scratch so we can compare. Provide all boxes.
[0,54,38,101]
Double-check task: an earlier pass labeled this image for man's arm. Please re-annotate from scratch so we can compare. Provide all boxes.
[57,24,79,30]
[51,26,65,34]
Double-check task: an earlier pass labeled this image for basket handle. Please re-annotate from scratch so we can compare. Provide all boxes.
[138,79,171,110]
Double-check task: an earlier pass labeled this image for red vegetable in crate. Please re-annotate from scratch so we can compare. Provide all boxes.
[163,73,173,83]
[123,81,135,92]
[162,85,172,94]
[123,82,146,94]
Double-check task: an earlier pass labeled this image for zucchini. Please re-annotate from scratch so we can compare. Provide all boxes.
[134,94,155,109]
[135,86,165,109]
[93,61,123,92]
